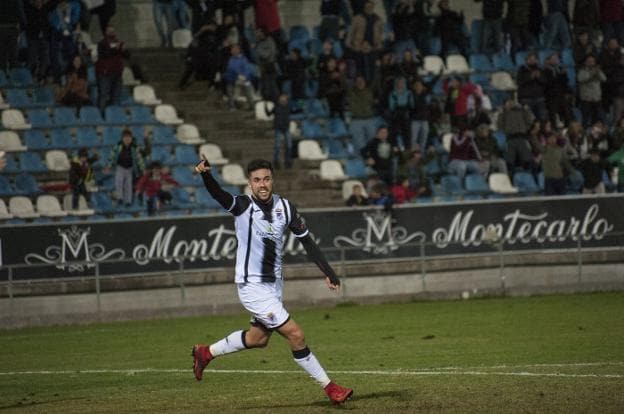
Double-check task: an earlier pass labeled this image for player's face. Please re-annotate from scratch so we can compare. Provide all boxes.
[249,168,273,202]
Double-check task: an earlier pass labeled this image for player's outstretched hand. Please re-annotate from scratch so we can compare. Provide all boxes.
[194,156,211,174]
[325,276,341,292]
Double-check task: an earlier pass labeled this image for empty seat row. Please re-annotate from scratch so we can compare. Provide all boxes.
[0,194,94,220]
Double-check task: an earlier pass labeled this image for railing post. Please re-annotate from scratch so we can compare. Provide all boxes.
[419,239,427,293]
[178,257,186,304]
[577,235,583,285]
[498,238,506,296]
[8,266,14,317]
[95,262,101,313]
[340,248,346,299]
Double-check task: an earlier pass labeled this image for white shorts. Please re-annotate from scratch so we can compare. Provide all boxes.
[237,279,290,330]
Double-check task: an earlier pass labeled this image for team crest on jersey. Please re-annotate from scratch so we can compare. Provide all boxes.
[275,208,283,219]
[267,312,275,321]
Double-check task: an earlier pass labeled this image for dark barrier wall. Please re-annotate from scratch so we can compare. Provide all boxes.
[0,195,622,280]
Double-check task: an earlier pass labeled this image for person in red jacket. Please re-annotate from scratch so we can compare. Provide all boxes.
[135,161,180,215]
[444,76,478,128]
[253,0,284,58]
[390,176,417,204]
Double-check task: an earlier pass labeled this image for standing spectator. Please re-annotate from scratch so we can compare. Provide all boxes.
[319,57,347,119]
[562,120,587,165]
[573,31,597,68]
[108,129,145,207]
[599,0,624,45]
[542,0,572,50]
[468,89,493,129]
[579,149,607,193]
[317,40,337,75]
[390,176,417,204]
[0,0,23,71]
[320,0,350,42]
[475,123,507,175]
[572,0,600,40]
[223,43,256,111]
[254,28,279,102]
[349,0,366,15]
[433,0,468,58]
[86,0,117,36]
[600,38,622,113]
[95,25,128,112]
[347,75,376,153]
[537,132,576,195]
[448,128,482,183]
[543,53,572,127]
[444,76,478,128]
[506,0,534,54]
[612,115,624,151]
[265,94,293,169]
[361,125,399,185]
[345,183,368,206]
[391,0,417,45]
[186,0,218,34]
[23,0,55,83]
[497,99,535,171]
[475,0,504,54]
[252,0,283,56]
[49,0,82,80]
[587,120,610,158]
[153,0,175,47]
[347,0,383,82]
[410,78,433,151]
[609,55,624,123]
[285,48,308,102]
[178,22,220,90]
[69,148,97,210]
[517,52,547,121]
[577,54,606,127]
[57,54,91,107]
[398,50,421,84]
[135,161,180,216]
[388,76,414,149]
[401,148,432,198]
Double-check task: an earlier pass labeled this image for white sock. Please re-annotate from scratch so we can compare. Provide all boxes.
[292,347,331,388]
[209,330,247,357]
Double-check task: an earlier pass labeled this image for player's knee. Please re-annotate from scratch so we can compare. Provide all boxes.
[255,336,270,348]
[289,328,306,348]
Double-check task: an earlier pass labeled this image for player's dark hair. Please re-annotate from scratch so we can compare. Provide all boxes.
[247,159,273,175]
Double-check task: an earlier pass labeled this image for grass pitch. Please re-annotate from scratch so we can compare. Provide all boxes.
[1,292,623,413]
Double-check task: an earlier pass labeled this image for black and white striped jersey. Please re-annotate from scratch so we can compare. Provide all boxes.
[226,193,309,283]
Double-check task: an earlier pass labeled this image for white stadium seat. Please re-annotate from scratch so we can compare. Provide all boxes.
[2,109,32,130]
[423,55,445,74]
[0,199,14,220]
[222,163,248,186]
[0,131,27,152]
[255,100,274,121]
[445,54,472,74]
[45,150,71,172]
[341,179,367,200]
[298,140,328,161]
[9,196,40,219]
[63,194,95,216]
[177,124,205,144]
[199,143,229,166]
[36,195,68,217]
[133,85,162,106]
[489,173,519,194]
[442,133,453,153]
[320,160,348,181]
[491,72,517,91]
[122,66,140,86]
[172,29,193,48]
[155,104,183,125]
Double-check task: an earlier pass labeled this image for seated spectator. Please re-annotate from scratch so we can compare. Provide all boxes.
[388,77,414,149]
[224,44,256,111]
[475,124,507,176]
[448,127,482,183]
[536,132,576,196]
[345,183,368,206]
[319,57,347,119]
[434,0,468,57]
[391,176,417,204]
[179,22,220,90]
[253,0,284,56]
[573,31,596,68]
[579,149,608,193]
[49,0,81,80]
[265,94,294,169]
[254,27,279,102]
[607,140,624,192]
[600,38,622,112]
[285,48,308,102]
[361,125,400,185]
[317,40,337,75]
[347,75,376,152]
[587,120,611,158]
[24,0,56,83]
[467,88,492,129]
[400,148,432,198]
[517,52,547,121]
[69,148,97,210]
[367,182,394,210]
[96,25,128,112]
[578,54,606,127]
[562,120,588,165]
[135,161,180,216]
[543,53,573,127]
[153,0,174,47]
[108,129,144,207]
[347,0,383,82]
[611,116,624,151]
[57,54,90,108]
[410,78,435,151]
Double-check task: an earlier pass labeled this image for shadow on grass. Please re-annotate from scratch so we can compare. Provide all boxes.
[239,390,410,410]
[0,397,86,411]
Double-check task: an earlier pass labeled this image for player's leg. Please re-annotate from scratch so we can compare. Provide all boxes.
[277,319,353,404]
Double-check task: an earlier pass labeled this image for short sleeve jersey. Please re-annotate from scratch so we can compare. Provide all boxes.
[227,193,309,283]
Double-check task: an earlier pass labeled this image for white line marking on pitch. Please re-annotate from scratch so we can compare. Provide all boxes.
[0,368,622,379]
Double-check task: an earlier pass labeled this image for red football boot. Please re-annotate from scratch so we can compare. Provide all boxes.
[191,344,213,381]
[324,381,353,404]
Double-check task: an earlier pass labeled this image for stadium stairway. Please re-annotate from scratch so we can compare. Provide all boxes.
[131,48,344,208]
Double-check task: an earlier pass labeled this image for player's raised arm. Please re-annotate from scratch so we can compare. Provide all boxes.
[195,159,250,215]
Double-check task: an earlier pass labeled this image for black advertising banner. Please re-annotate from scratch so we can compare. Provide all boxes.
[0,195,622,280]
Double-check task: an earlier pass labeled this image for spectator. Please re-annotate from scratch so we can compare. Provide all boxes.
[391,0,417,45]
[367,182,394,210]
[612,116,624,151]
[254,27,279,102]
[475,0,504,54]
[0,0,23,71]
[186,0,218,34]
[390,176,417,204]
[345,183,368,206]
[609,55,624,123]
[398,50,421,84]
[49,0,81,80]
[223,43,256,111]
[135,161,180,216]
[600,38,622,112]
[361,125,399,185]
[517,52,547,121]
[410,78,434,151]
[475,123,507,175]
[587,120,610,158]
[178,22,220,90]
[108,129,145,207]
[347,0,383,82]
[448,127,482,183]
[172,0,190,31]
[320,0,350,42]
[285,48,308,102]
[433,0,468,58]
[400,148,432,198]
[572,0,600,40]
[372,51,399,112]
[599,0,624,45]
[84,0,117,36]
[607,140,624,192]
[57,54,91,107]
[543,53,572,127]
[467,87,493,129]
[317,40,337,75]
[444,76,478,128]
[497,99,535,171]
[538,132,576,195]
[95,25,128,112]
[252,0,283,56]
[153,0,174,47]
[347,75,376,152]
[577,54,606,127]
[573,31,596,68]
[506,0,534,54]
[349,0,366,15]
[23,0,55,83]
[562,120,587,165]
[69,148,97,210]
[265,94,293,169]
[319,57,347,119]
[388,76,414,148]
[542,0,572,50]
[579,149,607,193]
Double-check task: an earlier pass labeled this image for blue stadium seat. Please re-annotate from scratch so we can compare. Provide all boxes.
[172,166,200,186]
[195,187,223,209]
[150,146,173,165]
[170,187,194,209]
[470,19,483,53]
[24,130,50,150]
[221,185,241,195]
[305,79,319,98]
[513,171,539,194]
[3,153,19,173]
[54,107,80,127]
[302,119,326,140]
[537,172,545,191]
[306,99,329,118]
[79,106,105,125]
[19,152,47,173]
[425,159,443,177]
[465,174,491,195]
[87,66,96,84]
[152,125,178,145]
[289,25,310,42]
[210,166,224,183]
[9,68,34,87]
[129,106,156,124]
[327,118,351,139]
[97,174,114,191]
[308,38,322,55]
[440,175,466,196]
[14,173,42,194]
[76,127,101,147]
[120,86,135,105]
[514,50,528,67]
[567,67,576,89]
[50,129,78,149]
[492,53,515,71]
[61,215,82,222]
[463,194,482,201]
[0,69,7,87]
[288,39,310,58]
[327,139,351,159]
[130,126,146,146]
[175,145,198,164]
[94,147,112,169]
[345,158,368,178]
[493,131,507,152]
[103,126,123,146]
[26,109,54,128]
[469,54,494,72]
[32,86,55,107]
[91,192,117,214]
[0,175,16,196]
[105,105,129,124]
[429,37,442,55]
[469,73,490,88]
[6,89,32,108]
